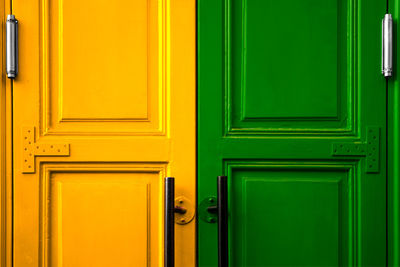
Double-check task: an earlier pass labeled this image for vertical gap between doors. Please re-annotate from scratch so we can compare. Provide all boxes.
[386,77,389,267]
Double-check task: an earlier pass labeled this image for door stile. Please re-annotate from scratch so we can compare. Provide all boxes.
[1,0,13,265]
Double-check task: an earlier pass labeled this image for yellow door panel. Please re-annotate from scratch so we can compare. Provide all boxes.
[46,164,163,267]
[44,0,164,134]
[12,0,195,266]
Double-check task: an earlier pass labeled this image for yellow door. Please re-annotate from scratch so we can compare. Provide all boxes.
[12,0,195,266]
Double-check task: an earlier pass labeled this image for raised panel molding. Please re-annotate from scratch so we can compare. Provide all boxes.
[39,163,166,267]
[225,0,359,136]
[39,0,167,136]
[225,160,358,266]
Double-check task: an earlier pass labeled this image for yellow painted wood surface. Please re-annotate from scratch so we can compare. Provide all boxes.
[1,0,13,266]
[12,0,195,266]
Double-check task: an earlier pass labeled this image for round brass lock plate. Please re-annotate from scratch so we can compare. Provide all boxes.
[175,196,194,225]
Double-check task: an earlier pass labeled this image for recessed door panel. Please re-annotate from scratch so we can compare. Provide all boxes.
[43,0,164,134]
[45,165,163,267]
[229,163,353,267]
[242,0,340,118]
[60,0,151,121]
[227,0,353,135]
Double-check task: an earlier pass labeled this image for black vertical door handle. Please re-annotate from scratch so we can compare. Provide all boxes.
[218,175,228,267]
[166,176,227,267]
[164,177,189,267]
[165,177,175,267]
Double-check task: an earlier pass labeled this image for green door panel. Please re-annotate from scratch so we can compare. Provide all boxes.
[229,0,350,132]
[242,0,339,119]
[229,164,351,267]
[198,0,387,266]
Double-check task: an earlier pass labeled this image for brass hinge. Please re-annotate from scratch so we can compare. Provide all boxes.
[332,127,380,173]
[22,127,70,173]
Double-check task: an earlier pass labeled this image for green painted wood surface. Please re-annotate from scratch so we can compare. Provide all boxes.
[388,1,400,266]
[198,0,387,266]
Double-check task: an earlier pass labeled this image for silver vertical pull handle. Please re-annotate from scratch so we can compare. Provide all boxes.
[6,14,18,79]
[382,14,392,78]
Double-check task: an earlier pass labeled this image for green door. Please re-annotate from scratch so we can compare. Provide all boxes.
[198,0,387,266]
